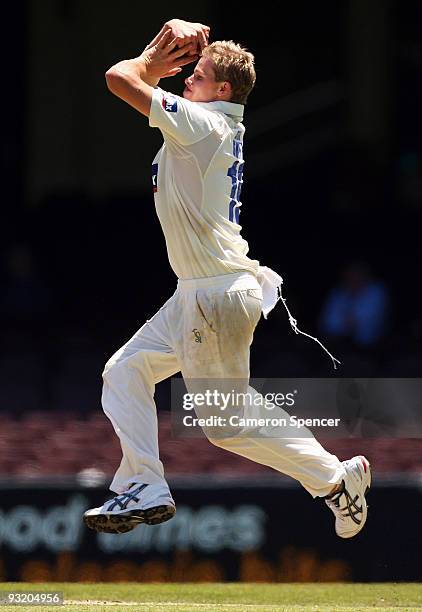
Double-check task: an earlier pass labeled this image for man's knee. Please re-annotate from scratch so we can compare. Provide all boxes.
[102,348,131,384]
[102,350,149,384]
[102,352,121,381]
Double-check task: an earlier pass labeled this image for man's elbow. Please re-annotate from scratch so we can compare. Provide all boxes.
[103,67,151,117]
[105,68,124,94]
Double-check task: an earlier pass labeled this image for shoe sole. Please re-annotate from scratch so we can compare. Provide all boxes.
[83,504,176,534]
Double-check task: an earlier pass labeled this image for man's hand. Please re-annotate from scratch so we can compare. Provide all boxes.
[145,19,210,57]
[105,23,205,117]
[165,19,210,54]
[141,29,199,79]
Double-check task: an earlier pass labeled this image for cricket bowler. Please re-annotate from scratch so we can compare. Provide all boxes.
[83,19,371,539]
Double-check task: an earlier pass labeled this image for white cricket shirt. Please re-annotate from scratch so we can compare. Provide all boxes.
[149,87,260,280]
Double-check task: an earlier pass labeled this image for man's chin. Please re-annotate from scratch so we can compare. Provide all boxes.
[183,88,193,100]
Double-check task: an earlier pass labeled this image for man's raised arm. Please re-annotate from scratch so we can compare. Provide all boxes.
[105,20,209,118]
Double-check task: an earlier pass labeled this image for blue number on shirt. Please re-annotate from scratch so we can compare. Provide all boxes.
[151,163,158,193]
[227,135,244,224]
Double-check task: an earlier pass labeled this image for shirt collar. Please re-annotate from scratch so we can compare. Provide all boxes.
[197,100,244,122]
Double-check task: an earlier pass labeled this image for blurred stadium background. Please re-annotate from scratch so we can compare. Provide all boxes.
[1,0,421,584]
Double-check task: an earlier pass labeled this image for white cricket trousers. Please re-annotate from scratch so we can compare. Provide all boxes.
[102,271,345,498]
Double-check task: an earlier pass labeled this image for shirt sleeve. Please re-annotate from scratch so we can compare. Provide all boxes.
[149,87,218,146]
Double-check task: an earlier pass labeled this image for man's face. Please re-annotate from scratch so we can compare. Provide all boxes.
[183,56,227,103]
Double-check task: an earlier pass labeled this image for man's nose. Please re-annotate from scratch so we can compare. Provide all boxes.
[185,75,192,86]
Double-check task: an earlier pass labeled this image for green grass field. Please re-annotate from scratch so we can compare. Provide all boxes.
[0,583,421,611]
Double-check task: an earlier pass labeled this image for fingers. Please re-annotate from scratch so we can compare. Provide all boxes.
[156,28,172,49]
[146,25,167,50]
[168,23,210,52]
[166,36,180,53]
[162,67,182,78]
[195,24,209,52]
[188,44,200,56]
[170,42,196,59]
[171,33,193,50]
[197,23,210,48]
[175,53,199,67]
[198,30,208,52]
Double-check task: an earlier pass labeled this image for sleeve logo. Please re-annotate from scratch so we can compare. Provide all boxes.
[161,94,178,113]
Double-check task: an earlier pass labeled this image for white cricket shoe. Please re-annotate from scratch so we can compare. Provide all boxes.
[83,482,176,534]
[325,455,371,539]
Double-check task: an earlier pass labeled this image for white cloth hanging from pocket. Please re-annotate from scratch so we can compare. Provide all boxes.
[257,266,341,369]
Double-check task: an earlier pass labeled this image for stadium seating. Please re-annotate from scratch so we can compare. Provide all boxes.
[1,410,422,478]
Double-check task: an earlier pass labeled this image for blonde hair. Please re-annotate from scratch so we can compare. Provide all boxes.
[202,40,256,104]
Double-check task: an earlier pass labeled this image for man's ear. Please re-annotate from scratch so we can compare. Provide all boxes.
[218,81,232,100]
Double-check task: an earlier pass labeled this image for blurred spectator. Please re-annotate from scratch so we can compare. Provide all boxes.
[318,262,390,347]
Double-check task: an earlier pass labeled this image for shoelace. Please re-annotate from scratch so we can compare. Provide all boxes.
[326,481,363,526]
[106,484,148,511]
